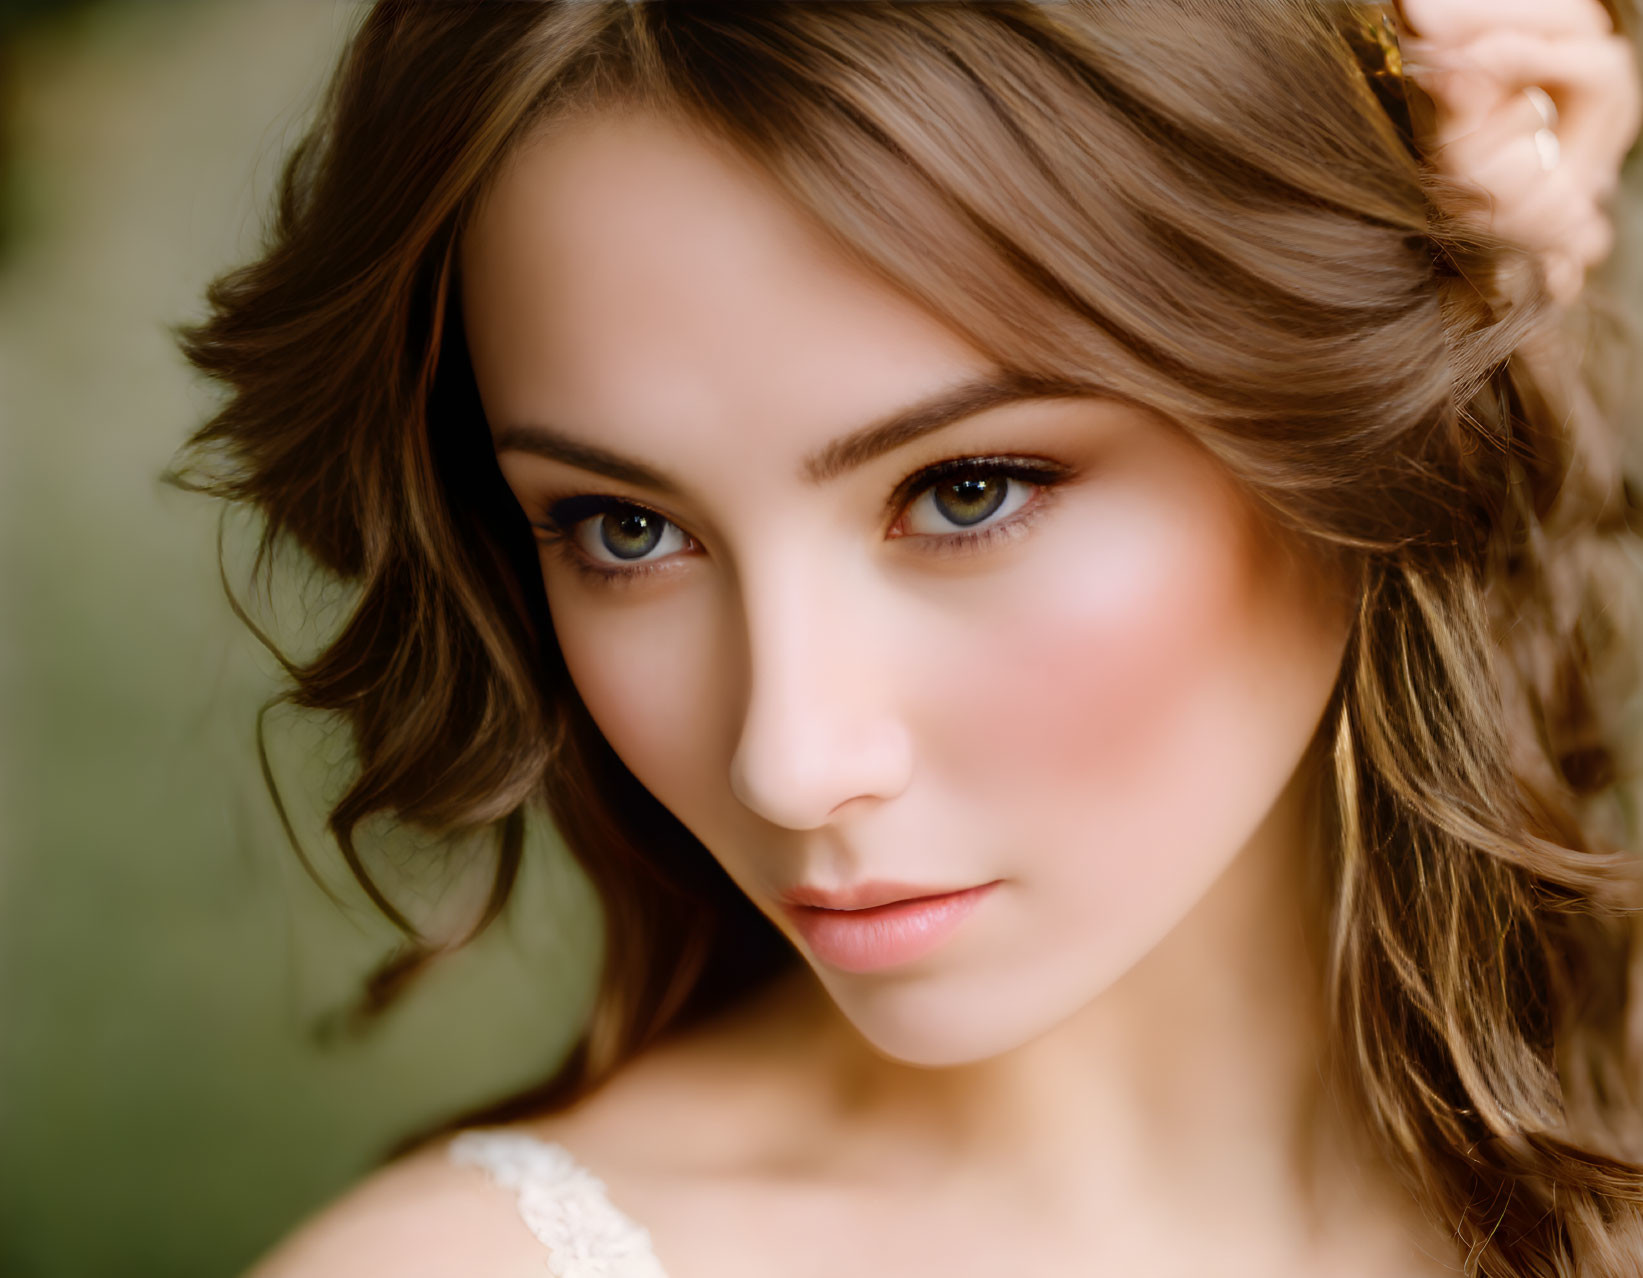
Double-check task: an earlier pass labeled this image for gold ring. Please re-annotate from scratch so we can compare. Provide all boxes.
[1523,87,1560,171]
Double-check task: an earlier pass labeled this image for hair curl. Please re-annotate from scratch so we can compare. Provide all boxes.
[174,3,1643,1272]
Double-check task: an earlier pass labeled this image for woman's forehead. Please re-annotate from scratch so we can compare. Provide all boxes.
[460,110,990,470]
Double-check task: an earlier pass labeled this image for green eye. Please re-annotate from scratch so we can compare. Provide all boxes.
[931,477,1009,527]
[903,472,1032,536]
[597,508,667,560]
[546,495,690,568]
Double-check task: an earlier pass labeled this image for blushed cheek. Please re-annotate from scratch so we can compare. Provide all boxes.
[915,466,1345,955]
[925,497,1260,803]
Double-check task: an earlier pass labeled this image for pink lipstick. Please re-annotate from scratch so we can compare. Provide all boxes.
[780,881,1000,973]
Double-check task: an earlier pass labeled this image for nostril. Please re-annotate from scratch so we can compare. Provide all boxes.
[729,714,913,831]
[728,581,914,829]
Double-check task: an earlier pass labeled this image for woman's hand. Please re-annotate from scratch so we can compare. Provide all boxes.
[1399,0,1641,302]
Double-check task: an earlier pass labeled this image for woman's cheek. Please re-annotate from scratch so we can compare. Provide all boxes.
[914,467,1340,931]
[917,480,1244,797]
[551,585,727,816]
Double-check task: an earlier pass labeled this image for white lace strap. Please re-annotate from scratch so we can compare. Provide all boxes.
[449,1129,670,1278]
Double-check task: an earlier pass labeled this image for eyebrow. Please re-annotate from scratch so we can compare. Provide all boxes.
[489,371,1087,492]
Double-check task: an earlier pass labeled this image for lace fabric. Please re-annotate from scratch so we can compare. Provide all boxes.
[449,1129,670,1278]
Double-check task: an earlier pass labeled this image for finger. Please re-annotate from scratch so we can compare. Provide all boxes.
[1541,210,1612,302]
[1397,0,1611,44]
[1401,53,1510,139]
[1451,30,1637,117]
[1443,129,1568,239]
[1455,85,1560,150]
[1413,32,1641,193]
[1556,204,1614,268]
[1544,250,1583,303]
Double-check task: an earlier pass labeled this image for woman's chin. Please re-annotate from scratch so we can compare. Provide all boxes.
[813,964,1105,1070]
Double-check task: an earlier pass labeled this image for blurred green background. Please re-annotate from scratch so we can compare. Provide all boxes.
[0,2,603,1274]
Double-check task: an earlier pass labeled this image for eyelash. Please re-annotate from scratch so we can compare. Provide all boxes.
[529,454,1073,587]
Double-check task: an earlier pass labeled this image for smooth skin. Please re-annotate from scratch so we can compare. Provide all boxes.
[250,112,1462,1277]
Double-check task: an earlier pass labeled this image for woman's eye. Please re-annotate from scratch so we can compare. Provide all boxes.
[537,456,1066,583]
[900,473,1035,536]
[564,502,689,565]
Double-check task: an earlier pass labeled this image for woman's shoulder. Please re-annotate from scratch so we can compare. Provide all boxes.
[244,972,835,1277]
[241,1132,556,1278]
[245,1111,688,1278]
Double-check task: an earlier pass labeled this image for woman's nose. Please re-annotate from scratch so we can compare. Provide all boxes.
[727,571,914,831]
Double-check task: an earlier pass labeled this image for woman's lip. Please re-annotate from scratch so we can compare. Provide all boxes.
[780,881,1001,974]
[780,879,982,911]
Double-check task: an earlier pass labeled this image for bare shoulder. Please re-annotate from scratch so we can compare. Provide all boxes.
[246,969,834,1278]
[241,1136,546,1278]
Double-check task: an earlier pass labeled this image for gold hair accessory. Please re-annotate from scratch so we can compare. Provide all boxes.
[1342,4,1418,154]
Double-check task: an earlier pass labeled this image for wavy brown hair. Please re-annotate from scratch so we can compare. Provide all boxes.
[173,2,1643,1272]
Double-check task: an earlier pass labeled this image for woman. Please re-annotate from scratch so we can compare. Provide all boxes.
[176,1,1643,1274]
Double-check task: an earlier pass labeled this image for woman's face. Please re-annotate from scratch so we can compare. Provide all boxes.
[462,111,1354,1066]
